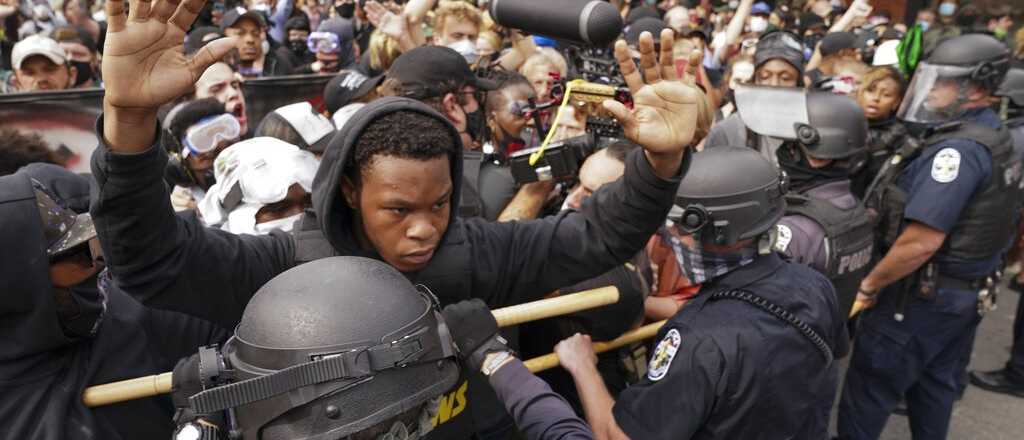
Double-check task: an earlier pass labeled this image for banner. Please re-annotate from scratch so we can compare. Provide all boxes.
[0,74,333,173]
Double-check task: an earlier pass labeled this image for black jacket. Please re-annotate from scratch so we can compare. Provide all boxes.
[0,165,228,440]
[90,97,683,435]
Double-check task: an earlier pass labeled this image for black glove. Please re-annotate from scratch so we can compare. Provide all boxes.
[442,299,512,372]
[171,350,224,435]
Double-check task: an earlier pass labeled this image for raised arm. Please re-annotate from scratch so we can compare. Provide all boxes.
[470,30,711,307]
[92,0,293,328]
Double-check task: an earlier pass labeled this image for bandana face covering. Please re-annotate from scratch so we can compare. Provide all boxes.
[667,221,756,284]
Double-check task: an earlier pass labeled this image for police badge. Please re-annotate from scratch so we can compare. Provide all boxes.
[647,328,682,382]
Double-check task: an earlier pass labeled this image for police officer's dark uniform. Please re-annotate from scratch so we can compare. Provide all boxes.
[969,66,1024,397]
[736,88,875,318]
[611,147,849,440]
[838,34,1016,439]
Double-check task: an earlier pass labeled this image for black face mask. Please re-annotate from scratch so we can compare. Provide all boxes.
[56,269,108,339]
[335,2,355,18]
[71,60,94,86]
[777,143,846,192]
[288,39,308,55]
[463,105,486,143]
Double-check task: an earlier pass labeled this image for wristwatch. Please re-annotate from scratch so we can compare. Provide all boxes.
[481,351,514,376]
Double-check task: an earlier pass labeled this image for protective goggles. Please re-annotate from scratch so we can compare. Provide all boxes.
[307,31,341,54]
[183,114,241,157]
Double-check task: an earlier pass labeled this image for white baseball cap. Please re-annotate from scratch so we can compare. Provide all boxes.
[12,35,68,70]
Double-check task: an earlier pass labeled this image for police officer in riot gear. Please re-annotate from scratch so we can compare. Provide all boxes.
[838,34,1015,439]
[968,66,1024,398]
[704,30,808,165]
[555,146,849,440]
[737,86,874,319]
[171,256,595,440]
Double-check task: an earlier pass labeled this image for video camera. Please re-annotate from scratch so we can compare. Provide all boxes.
[509,133,598,183]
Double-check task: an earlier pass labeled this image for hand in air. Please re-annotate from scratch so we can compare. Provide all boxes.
[101,0,237,111]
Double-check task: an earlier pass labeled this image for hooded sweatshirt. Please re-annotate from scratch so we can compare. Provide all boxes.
[89,97,684,437]
[0,165,228,440]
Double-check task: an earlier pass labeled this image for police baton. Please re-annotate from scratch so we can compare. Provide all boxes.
[82,286,620,408]
[524,298,872,373]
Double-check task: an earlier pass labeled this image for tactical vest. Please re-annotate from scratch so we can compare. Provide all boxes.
[868,122,1017,261]
[290,213,509,440]
[785,193,874,319]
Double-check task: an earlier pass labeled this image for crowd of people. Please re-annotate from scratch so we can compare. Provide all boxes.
[3,0,1024,439]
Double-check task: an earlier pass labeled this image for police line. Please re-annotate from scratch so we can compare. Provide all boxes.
[0,74,333,174]
[81,286,620,408]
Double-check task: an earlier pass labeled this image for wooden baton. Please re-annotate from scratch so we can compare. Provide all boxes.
[524,297,872,374]
[82,286,620,408]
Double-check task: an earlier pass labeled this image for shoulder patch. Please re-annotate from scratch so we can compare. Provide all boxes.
[775,224,793,252]
[931,147,961,183]
[647,328,681,382]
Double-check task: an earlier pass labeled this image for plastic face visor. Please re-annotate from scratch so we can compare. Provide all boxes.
[307,31,341,54]
[183,114,242,157]
[896,62,976,124]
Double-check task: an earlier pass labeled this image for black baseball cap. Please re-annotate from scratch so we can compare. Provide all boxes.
[324,70,385,114]
[755,30,806,72]
[819,32,857,57]
[678,25,709,44]
[221,7,267,31]
[185,26,223,55]
[388,46,496,99]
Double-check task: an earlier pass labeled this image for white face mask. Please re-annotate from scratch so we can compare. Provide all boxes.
[254,212,303,234]
[749,16,768,33]
[447,39,479,64]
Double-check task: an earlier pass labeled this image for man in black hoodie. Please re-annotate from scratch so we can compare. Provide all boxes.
[94,0,706,437]
[0,163,228,439]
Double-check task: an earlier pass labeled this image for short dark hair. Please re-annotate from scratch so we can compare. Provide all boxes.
[0,128,57,176]
[346,111,457,184]
[602,141,638,164]
[485,70,532,115]
[255,112,307,149]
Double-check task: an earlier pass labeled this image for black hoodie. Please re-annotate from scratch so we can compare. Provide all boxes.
[0,165,228,440]
[90,97,684,437]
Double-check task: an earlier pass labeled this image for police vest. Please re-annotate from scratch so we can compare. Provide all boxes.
[785,192,874,319]
[869,122,1016,261]
[290,214,490,440]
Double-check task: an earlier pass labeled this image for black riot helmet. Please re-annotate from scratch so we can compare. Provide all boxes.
[668,147,787,247]
[736,86,868,160]
[186,256,460,440]
[997,67,1024,109]
[898,34,1010,123]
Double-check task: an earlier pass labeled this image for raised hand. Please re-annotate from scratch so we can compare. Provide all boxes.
[602,29,711,179]
[103,0,236,110]
[364,0,406,40]
[102,0,237,151]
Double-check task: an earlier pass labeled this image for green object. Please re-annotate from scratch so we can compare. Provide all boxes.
[897,25,924,76]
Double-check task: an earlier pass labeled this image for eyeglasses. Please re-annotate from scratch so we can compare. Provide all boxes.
[307,31,340,54]
[183,114,241,156]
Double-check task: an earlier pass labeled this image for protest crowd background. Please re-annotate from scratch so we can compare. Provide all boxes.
[3,0,1024,439]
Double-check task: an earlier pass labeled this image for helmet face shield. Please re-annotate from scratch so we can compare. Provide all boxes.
[897,62,977,124]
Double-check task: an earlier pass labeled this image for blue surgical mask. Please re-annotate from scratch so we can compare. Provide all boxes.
[938,3,956,17]
[917,20,930,32]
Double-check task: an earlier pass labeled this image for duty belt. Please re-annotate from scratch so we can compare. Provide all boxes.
[709,289,834,366]
[935,274,985,291]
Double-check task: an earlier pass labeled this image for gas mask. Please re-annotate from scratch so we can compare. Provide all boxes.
[447,39,479,64]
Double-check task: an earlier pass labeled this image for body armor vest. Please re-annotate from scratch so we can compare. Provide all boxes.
[785,192,874,319]
[867,122,1017,261]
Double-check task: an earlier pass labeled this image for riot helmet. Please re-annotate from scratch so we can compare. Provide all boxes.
[668,147,787,247]
[736,86,868,160]
[184,256,460,440]
[997,67,1024,110]
[897,34,1010,123]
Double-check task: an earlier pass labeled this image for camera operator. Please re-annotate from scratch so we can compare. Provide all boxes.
[92,0,708,432]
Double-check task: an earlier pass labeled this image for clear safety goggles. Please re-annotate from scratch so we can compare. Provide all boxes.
[183,114,242,157]
[896,62,976,124]
[307,31,340,54]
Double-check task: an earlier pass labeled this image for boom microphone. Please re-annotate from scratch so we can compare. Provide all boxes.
[490,0,624,47]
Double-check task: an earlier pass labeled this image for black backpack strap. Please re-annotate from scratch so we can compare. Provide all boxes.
[709,289,834,365]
